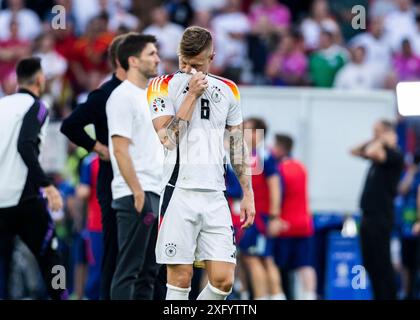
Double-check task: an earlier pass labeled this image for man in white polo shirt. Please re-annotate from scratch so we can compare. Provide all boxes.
[106,33,164,300]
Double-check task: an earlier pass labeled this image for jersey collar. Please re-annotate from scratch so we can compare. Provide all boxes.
[18,88,38,99]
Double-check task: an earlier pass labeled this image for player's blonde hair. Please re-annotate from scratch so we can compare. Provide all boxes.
[179,26,213,58]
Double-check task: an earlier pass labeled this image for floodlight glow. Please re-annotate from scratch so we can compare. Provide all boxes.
[396,82,420,116]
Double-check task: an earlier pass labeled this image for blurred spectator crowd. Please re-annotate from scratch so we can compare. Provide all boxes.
[3,0,420,119]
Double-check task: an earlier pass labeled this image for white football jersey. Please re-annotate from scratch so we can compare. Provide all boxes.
[147,71,243,191]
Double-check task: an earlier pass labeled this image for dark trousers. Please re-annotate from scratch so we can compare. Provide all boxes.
[360,215,397,300]
[0,198,67,300]
[110,192,160,300]
[0,232,14,299]
[98,195,118,300]
[153,265,167,300]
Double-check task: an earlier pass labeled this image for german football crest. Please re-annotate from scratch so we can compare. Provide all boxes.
[211,86,222,103]
[152,97,166,113]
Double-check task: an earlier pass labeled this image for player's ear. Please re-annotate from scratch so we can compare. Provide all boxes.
[128,55,138,68]
[210,52,215,61]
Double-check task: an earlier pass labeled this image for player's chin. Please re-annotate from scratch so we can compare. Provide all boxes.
[148,71,158,78]
[148,67,159,78]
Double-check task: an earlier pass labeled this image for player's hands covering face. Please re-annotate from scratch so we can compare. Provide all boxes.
[188,69,208,98]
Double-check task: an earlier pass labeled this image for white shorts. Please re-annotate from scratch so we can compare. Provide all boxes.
[156,186,237,265]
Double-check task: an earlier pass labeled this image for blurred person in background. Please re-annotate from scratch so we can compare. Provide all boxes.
[383,0,416,52]
[211,0,251,83]
[0,72,18,97]
[61,34,127,299]
[71,0,133,35]
[143,6,184,74]
[409,14,420,55]
[349,16,392,81]
[107,0,140,33]
[0,57,66,300]
[351,119,404,300]
[190,0,226,12]
[0,0,42,41]
[300,0,340,52]
[77,153,103,300]
[249,0,291,37]
[265,30,308,86]
[396,152,420,299]
[70,15,114,93]
[270,134,317,300]
[334,45,383,89]
[165,0,195,29]
[247,0,291,84]
[370,0,398,18]
[309,30,348,87]
[393,38,420,81]
[0,19,31,83]
[239,118,285,300]
[33,32,68,112]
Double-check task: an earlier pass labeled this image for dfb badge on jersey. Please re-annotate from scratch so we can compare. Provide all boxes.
[165,243,177,257]
[152,97,166,113]
[211,85,222,103]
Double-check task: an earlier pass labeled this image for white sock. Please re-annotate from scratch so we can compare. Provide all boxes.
[270,293,286,300]
[197,282,232,300]
[240,291,250,300]
[166,284,191,300]
[302,291,317,300]
[255,295,270,300]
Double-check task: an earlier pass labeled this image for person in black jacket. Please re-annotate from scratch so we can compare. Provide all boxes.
[351,119,404,300]
[0,57,66,300]
[60,34,127,300]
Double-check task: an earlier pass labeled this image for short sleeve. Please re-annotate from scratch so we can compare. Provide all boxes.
[106,91,134,140]
[264,154,279,177]
[226,81,243,126]
[147,75,176,120]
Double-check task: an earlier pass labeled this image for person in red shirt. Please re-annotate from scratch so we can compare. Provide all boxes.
[77,153,103,300]
[269,134,317,300]
[238,118,285,300]
[70,15,114,92]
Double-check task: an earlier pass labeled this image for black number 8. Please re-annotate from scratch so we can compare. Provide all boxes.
[201,98,210,120]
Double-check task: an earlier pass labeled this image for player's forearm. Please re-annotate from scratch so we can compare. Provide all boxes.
[114,148,143,196]
[351,141,370,157]
[176,92,199,122]
[163,93,198,148]
[229,125,253,196]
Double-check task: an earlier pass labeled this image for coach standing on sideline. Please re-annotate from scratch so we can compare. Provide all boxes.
[107,33,163,300]
[60,34,127,300]
[351,120,404,300]
[0,57,66,300]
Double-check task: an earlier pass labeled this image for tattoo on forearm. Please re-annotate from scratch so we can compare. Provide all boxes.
[229,126,252,191]
[166,116,187,146]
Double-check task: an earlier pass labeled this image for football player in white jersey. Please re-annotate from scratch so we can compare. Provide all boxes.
[147,26,255,300]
